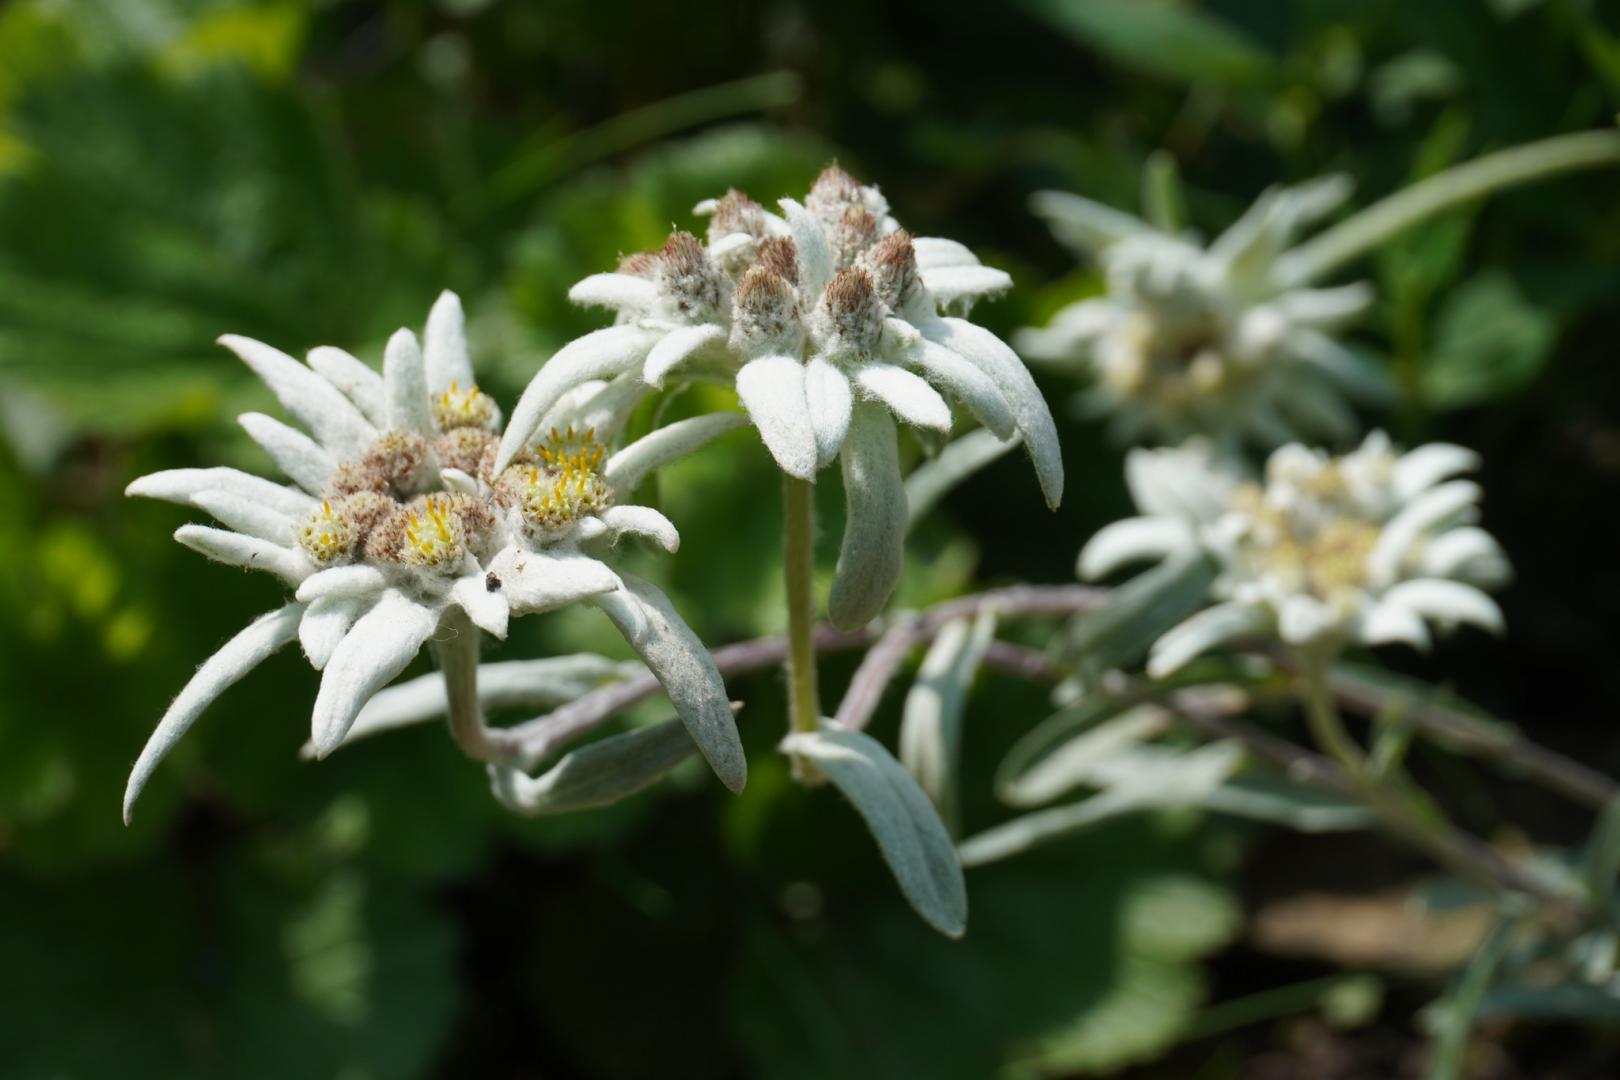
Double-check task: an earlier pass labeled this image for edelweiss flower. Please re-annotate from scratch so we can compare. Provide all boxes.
[1017,175,1388,447]
[125,292,745,822]
[492,164,1063,627]
[1079,434,1510,676]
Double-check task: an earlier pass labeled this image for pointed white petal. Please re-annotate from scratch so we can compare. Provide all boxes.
[918,264,1012,309]
[603,413,749,493]
[596,505,680,553]
[218,334,375,457]
[853,362,952,432]
[1395,443,1480,500]
[805,355,853,467]
[310,591,439,758]
[423,289,475,393]
[300,593,370,670]
[126,467,316,518]
[829,404,905,631]
[903,338,1015,439]
[778,197,833,297]
[1366,480,1483,588]
[1078,517,1196,580]
[238,412,334,493]
[1277,594,1341,645]
[383,328,434,436]
[174,524,310,585]
[1421,526,1511,587]
[495,325,663,473]
[1380,580,1505,635]
[1147,603,1266,678]
[123,602,303,823]
[307,346,386,425]
[1122,446,1231,521]
[591,572,746,793]
[920,317,1063,508]
[1028,190,1150,255]
[451,573,510,638]
[568,272,661,315]
[1359,599,1432,650]
[295,564,389,603]
[190,491,295,546]
[1273,283,1374,329]
[487,544,621,615]
[735,354,818,480]
[643,323,726,388]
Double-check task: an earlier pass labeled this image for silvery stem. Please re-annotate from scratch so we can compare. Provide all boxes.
[433,607,509,763]
[783,474,824,783]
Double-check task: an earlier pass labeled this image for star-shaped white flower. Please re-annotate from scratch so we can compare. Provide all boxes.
[124,292,745,822]
[493,164,1064,627]
[1017,174,1389,447]
[1079,433,1511,676]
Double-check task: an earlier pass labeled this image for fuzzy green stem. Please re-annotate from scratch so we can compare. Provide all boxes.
[434,607,506,763]
[1277,129,1620,286]
[783,474,824,781]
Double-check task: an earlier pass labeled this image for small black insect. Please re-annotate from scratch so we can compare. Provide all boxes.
[485,572,501,592]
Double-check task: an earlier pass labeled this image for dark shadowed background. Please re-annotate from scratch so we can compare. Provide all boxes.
[2,1,1619,1076]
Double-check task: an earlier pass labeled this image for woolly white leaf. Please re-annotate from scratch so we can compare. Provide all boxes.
[487,545,620,615]
[597,505,680,553]
[190,490,295,546]
[1147,602,1266,678]
[440,468,480,495]
[307,346,386,425]
[1366,480,1483,588]
[919,264,1012,308]
[829,404,905,631]
[1395,443,1480,500]
[310,591,438,758]
[1421,526,1511,587]
[124,603,303,823]
[1359,599,1432,650]
[1381,579,1505,635]
[1277,594,1339,645]
[736,354,818,480]
[780,726,967,937]
[592,573,746,793]
[296,564,388,603]
[496,324,663,473]
[423,289,475,393]
[899,612,996,829]
[804,354,853,467]
[1028,190,1151,255]
[451,573,509,638]
[999,704,1172,809]
[128,468,317,518]
[300,593,369,670]
[383,328,435,436]
[853,363,952,432]
[568,272,661,314]
[218,334,376,457]
[910,236,981,270]
[903,337,1016,439]
[920,317,1063,509]
[778,197,834,298]
[602,412,749,492]
[644,323,726,387]
[1078,517,1197,580]
[238,412,334,493]
[174,524,309,585]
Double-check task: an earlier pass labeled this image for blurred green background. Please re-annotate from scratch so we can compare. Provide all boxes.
[3,1,1620,1076]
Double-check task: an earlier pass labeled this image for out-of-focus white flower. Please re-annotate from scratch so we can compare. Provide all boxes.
[124,292,745,822]
[1079,433,1510,676]
[491,164,1065,630]
[1017,175,1388,447]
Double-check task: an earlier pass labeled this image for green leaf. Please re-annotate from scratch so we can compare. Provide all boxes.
[490,718,696,816]
[1018,0,1275,87]
[899,611,996,833]
[1423,271,1557,409]
[781,725,968,937]
[1425,918,1516,1080]
[1065,551,1219,673]
[997,703,1171,808]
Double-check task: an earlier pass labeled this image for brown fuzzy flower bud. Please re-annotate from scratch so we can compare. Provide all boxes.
[325,431,431,499]
[830,206,881,269]
[807,163,865,224]
[434,427,496,477]
[820,268,883,354]
[857,229,919,311]
[734,266,800,349]
[754,236,799,285]
[617,250,661,277]
[708,189,769,241]
[656,231,728,323]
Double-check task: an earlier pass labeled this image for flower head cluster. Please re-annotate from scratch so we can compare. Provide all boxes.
[1017,175,1387,447]
[493,164,1064,628]
[124,293,745,822]
[1079,433,1510,676]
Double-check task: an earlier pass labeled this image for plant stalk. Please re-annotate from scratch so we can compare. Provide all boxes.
[434,607,507,763]
[783,474,823,782]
